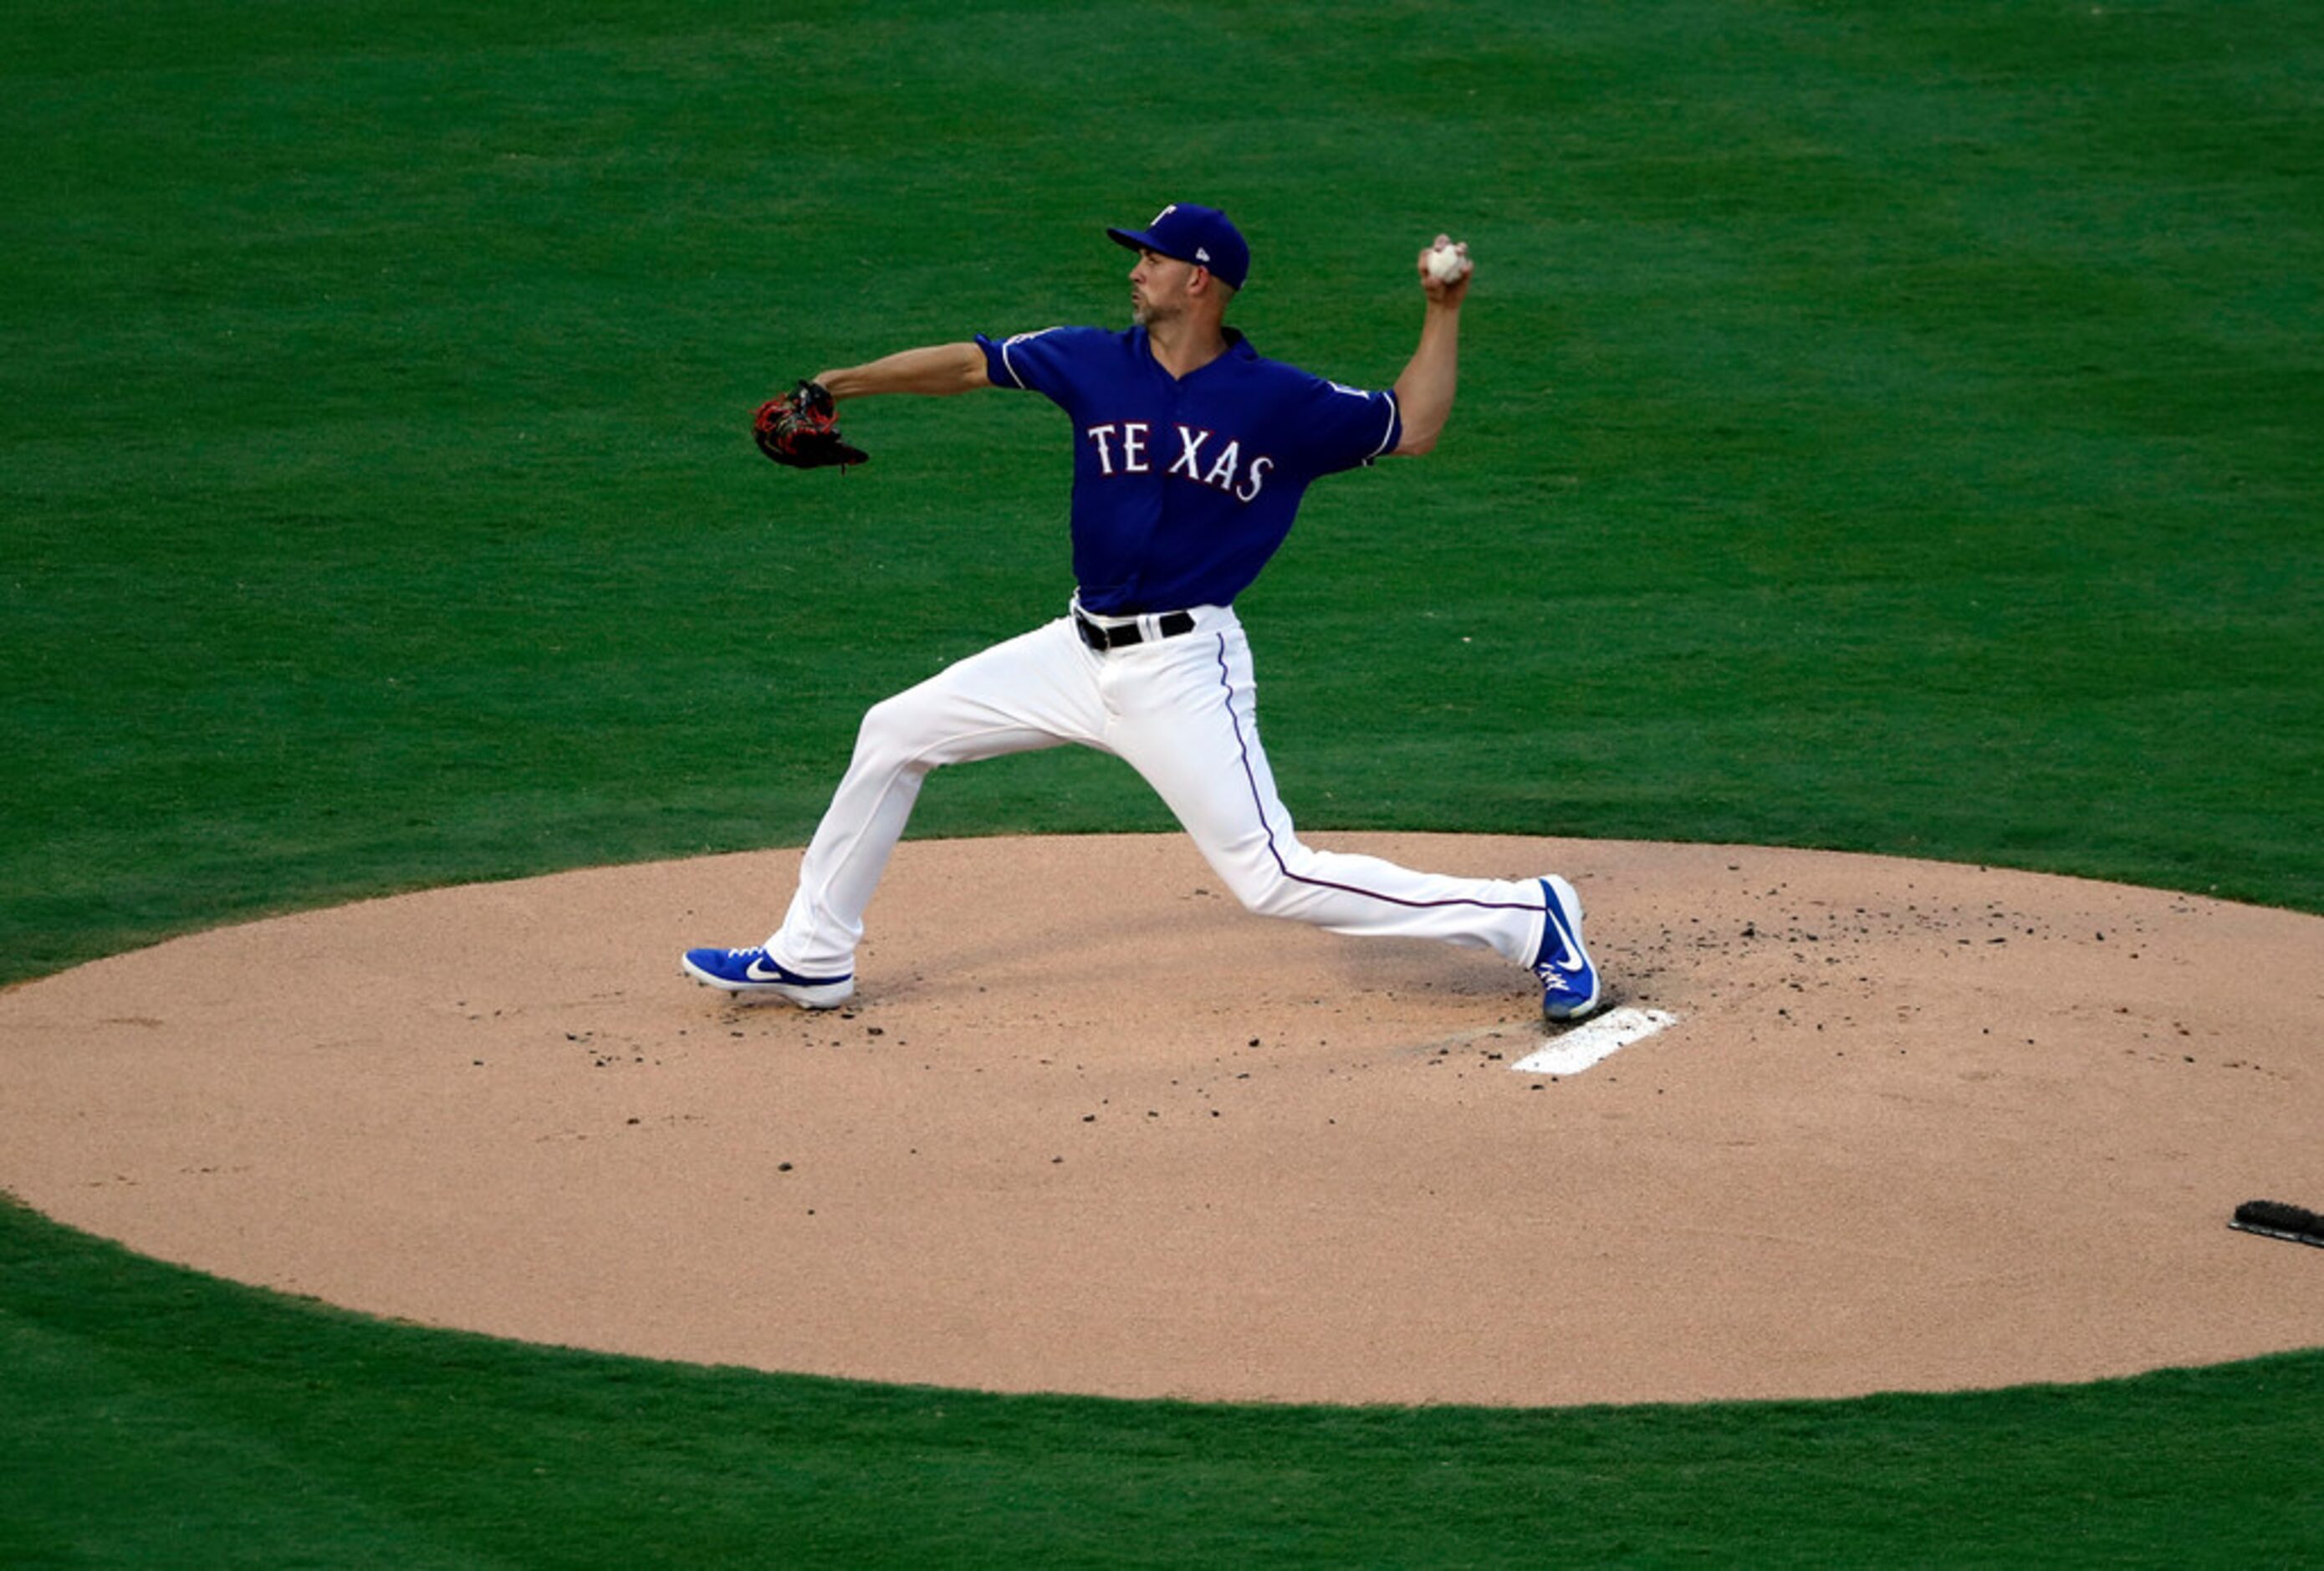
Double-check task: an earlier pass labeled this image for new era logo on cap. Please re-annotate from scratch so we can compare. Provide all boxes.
[1106,202,1250,290]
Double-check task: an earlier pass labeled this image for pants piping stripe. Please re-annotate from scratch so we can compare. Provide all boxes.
[1208,632,1545,918]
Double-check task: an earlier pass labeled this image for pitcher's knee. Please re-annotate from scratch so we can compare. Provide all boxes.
[1217,859,1312,922]
[852,694,940,776]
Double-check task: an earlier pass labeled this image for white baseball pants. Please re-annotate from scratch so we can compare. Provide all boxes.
[768,601,1553,977]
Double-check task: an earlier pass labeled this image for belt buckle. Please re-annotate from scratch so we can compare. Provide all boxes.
[1079,611,1147,651]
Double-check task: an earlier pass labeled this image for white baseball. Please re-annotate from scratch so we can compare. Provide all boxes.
[1426,242,1469,284]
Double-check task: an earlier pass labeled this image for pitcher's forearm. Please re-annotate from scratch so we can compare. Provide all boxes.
[813,343,990,401]
[1392,304,1462,455]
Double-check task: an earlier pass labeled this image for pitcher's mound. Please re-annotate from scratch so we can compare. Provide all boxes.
[2,834,2318,1407]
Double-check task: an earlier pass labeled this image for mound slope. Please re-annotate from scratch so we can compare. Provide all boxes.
[3,834,2317,1405]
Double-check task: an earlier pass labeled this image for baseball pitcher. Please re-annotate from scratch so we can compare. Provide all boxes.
[688,204,1603,1025]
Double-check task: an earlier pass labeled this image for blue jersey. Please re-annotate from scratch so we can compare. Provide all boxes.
[975,325,1402,614]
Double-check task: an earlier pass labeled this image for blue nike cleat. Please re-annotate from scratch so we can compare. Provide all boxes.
[1532,876,1602,1024]
[682,947,855,1009]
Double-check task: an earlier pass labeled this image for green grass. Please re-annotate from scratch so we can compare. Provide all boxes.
[4,0,2321,1560]
[5,1200,2320,1568]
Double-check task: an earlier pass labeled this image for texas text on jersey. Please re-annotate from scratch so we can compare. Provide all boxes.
[977,325,1398,616]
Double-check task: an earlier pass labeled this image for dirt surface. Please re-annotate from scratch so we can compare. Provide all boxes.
[3,834,2320,1407]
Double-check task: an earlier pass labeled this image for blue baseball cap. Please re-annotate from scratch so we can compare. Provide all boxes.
[1106,202,1250,290]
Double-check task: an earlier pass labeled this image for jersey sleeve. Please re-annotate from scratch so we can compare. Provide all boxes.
[975,326,1101,403]
[1294,376,1403,473]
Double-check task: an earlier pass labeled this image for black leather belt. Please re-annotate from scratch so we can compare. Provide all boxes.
[1075,608,1196,652]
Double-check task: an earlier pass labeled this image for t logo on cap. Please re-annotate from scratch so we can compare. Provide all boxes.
[1106,202,1250,291]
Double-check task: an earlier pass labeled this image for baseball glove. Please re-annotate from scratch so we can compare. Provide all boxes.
[753,380,868,470]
